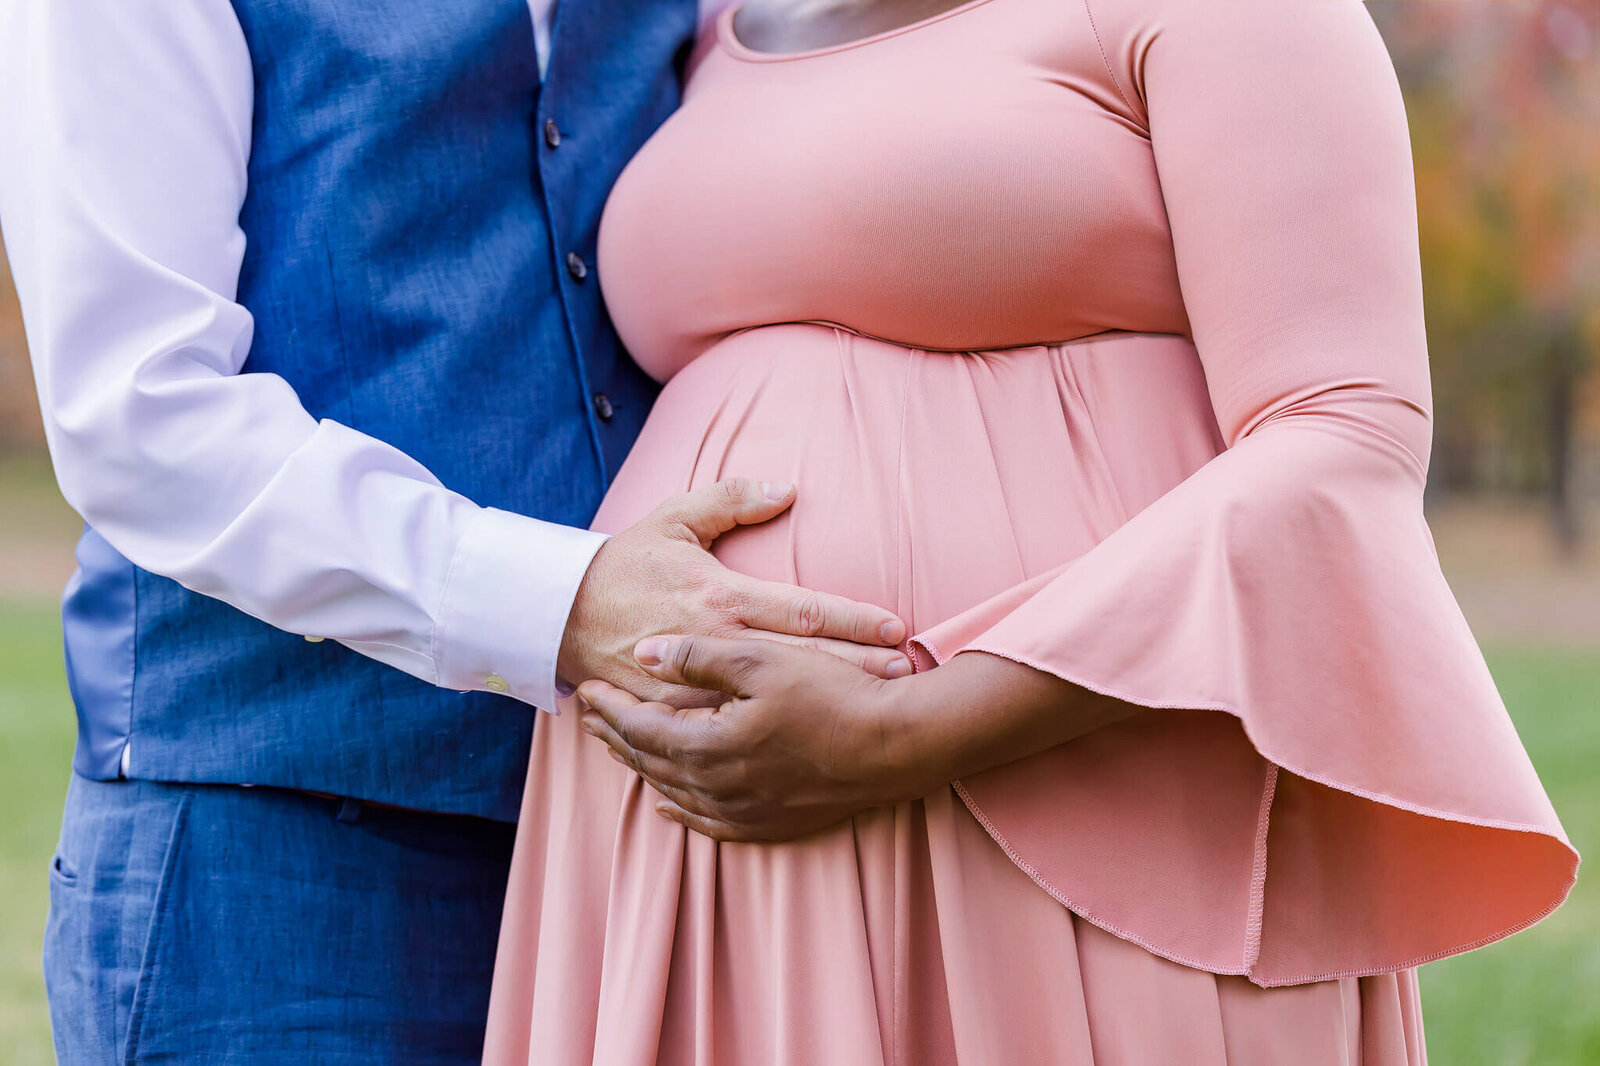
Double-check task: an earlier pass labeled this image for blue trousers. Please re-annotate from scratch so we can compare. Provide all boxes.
[43,774,516,1064]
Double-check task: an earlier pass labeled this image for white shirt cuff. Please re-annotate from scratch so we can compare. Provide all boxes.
[432,507,608,714]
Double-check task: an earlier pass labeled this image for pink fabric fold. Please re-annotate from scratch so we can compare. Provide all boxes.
[911,395,1577,985]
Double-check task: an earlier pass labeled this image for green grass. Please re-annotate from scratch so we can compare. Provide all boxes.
[0,599,71,1066]
[0,604,1595,1063]
[1420,646,1600,1066]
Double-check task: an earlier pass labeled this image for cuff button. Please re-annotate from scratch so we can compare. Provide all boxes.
[484,674,512,693]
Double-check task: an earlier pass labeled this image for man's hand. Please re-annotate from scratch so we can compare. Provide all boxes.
[557,478,909,709]
[575,636,1135,842]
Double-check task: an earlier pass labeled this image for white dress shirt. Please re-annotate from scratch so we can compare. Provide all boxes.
[0,0,704,727]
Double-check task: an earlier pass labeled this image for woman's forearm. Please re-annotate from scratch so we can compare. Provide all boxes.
[884,651,1138,786]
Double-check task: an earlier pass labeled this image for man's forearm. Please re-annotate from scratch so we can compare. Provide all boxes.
[0,0,605,712]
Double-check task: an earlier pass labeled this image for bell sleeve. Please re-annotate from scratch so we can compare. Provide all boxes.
[908,0,1577,986]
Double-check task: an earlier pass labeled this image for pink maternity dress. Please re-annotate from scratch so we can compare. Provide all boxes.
[484,1,1577,1062]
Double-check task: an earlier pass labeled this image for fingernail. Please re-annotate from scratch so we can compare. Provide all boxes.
[654,803,672,819]
[635,636,670,666]
[580,713,598,734]
[761,481,793,500]
[885,656,913,679]
[880,619,906,644]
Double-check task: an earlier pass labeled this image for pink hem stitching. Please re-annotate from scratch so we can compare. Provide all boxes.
[1243,764,1279,971]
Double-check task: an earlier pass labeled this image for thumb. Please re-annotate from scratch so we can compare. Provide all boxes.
[633,634,781,698]
[656,478,795,546]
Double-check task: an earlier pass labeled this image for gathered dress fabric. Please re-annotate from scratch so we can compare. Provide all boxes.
[484,1,1577,1062]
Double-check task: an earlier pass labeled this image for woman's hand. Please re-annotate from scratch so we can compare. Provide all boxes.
[576,636,1133,842]
[577,637,916,841]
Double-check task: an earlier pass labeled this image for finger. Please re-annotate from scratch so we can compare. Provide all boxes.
[653,478,795,547]
[587,718,714,816]
[578,706,727,817]
[602,747,724,822]
[740,629,912,679]
[631,635,781,697]
[582,708,680,784]
[652,798,758,843]
[727,574,906,646]
[576,680,700,762]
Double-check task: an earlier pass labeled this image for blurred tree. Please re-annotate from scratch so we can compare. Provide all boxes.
[1374,0,1600,552]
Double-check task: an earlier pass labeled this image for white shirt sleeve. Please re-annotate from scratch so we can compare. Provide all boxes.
[0,0,604,715]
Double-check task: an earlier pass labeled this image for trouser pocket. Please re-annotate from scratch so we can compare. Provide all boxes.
[41,775,191,1066]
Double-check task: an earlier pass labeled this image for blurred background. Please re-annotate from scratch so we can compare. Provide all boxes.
[0,2,1597,1063]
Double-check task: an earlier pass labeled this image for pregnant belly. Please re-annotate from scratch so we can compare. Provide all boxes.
[491,324,1236,1061]
[594,323,1224,635]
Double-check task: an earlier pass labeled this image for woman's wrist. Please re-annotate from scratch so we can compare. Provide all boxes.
[879,650,1134,789]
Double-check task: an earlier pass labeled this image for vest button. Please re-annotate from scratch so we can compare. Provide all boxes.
[543,118,562,148]
[566,251,588,282]
[593,393,615,422]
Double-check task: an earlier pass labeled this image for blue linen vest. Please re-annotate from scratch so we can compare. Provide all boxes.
[60,0,698,821]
